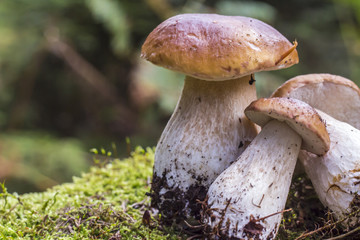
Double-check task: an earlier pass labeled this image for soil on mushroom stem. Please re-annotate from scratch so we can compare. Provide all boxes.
[201,197,272,240]
[148,171,360,239]
[148,171,207,227]
[199,175,360,239]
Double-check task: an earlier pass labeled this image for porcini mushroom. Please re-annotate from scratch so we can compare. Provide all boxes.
[141,13,299,222]
[272,73,360,223]
[299,110,360,224]
[203,97,329,239]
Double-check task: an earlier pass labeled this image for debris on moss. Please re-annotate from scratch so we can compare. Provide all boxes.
[277,176,360,240]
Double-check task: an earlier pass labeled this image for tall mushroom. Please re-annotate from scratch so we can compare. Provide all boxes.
[141,13,299,222]
[203,97,329,240]
[272,73,360,224]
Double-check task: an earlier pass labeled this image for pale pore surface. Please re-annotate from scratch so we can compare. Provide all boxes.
[300,111,360,218]
[206,120,301,239]
[154,76,258,191]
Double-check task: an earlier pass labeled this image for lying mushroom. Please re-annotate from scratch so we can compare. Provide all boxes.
[299,110,360,225]
[141,13,299,221]
[272,73,360,175]
[271,74,360,224]
[271,73,360,129]
[203,97,329,239]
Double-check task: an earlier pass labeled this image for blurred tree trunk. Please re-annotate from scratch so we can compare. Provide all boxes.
[7,46,47,130]
[44,27,137,135]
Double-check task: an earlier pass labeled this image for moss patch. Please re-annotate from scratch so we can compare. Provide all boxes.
[0,146,184,239]
[1,146,360,239]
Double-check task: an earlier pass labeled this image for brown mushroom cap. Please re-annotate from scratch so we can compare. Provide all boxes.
[141,14,299,81]
[271,73,360,129]
[245,97,330,155]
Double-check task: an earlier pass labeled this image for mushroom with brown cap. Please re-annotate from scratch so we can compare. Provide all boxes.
[141,13,299,222]
[203,97,330,240]
[272,73,360,224]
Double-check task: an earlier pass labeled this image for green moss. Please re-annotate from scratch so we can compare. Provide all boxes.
[2,146,360,239]
[0,146,183,239]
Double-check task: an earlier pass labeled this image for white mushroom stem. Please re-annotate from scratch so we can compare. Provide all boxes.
[152,75,258,220]
[300,110,360,223]
[204,120,301,239]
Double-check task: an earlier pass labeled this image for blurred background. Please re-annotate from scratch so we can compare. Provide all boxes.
[0,0,359,193]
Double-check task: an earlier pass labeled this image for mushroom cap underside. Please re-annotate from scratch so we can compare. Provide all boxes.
[245,97,330,155]
[271,73,360,129]
[141,13,298,81]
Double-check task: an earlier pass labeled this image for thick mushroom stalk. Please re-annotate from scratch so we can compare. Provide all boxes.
[141,13,299,222]
[203,98,330,239]
[152,76,257,220]
[300,110,360,224]
[205,120,300,239]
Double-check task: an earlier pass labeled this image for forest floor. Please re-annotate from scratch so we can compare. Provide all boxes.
[0,146,359,239]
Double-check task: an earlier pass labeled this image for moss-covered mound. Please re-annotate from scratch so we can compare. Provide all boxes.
[0,147,184,239]
[1,146,360,239]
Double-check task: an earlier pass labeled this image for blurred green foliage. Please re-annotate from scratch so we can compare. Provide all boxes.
[216,1,276,22]
[86,0,130,55]
[0,0,359,193]
[0,132,89,193]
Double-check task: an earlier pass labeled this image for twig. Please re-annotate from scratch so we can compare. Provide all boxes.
[295,208,360,240]
[186,234,203,240]
[256,208,293,222]
[325,225,360,240]
[251,194,265,208]
[183,220,204,230]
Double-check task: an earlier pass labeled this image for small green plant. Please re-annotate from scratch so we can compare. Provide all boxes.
[90,147,113,168]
